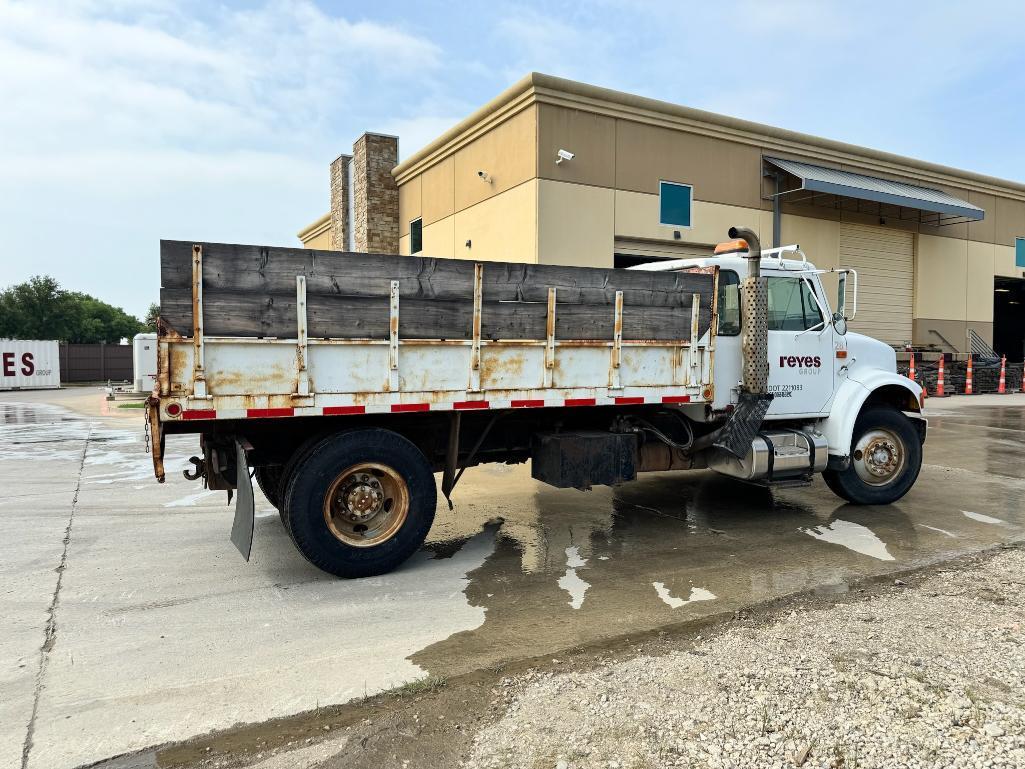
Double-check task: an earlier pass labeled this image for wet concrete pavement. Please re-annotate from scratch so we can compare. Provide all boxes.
[2,388,1024,769]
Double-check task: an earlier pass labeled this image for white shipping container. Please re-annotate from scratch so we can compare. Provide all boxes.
[133,333,158,393]
[0,340,61,390]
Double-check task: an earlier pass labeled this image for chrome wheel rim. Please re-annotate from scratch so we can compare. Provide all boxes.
[323,463,409,547]
[852,429,906,487]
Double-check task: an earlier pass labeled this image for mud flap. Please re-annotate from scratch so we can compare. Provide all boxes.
[713,392,774,458]
[229,440,255,561]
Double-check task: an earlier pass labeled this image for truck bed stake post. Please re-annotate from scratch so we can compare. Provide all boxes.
[191,244,208,399]
[545,287,557,388]
[611,290,623,389]
[389,280,400,391]
[469,264,483,392]
[295,275,311,397]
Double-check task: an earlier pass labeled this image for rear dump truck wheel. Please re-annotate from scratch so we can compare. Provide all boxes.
[822,406,922,505]
[254,466,283,511]
[283,429,437,578]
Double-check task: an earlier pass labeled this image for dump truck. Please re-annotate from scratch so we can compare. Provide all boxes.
[147,227,925,578]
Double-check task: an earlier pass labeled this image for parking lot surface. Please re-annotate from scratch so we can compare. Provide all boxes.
[2,388,1024,769]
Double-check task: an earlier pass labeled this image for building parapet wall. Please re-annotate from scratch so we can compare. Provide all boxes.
[394,73,1025,204]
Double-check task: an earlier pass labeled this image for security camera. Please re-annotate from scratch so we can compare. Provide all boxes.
[477,170,492,183]
[556,149,575,164]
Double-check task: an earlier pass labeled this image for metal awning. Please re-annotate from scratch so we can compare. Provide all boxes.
[765,156,985,225]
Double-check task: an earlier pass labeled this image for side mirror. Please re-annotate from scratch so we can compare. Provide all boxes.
[832,311,848,336]
[836,272,848,319]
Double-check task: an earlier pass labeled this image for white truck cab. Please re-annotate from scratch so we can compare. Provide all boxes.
[632,236,925,505]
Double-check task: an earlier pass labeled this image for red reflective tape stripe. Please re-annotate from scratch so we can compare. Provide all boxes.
[453,400,489,410]
[391,403,430,413]
[565,398,597,407]
[661,395,691,404]
[614,397,645,405]
[182,409,217,420]
[511,399,545,408]
[246,408,294,418]
[323,405,366,416]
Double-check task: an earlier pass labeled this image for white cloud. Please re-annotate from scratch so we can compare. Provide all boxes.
[0,0,444,315]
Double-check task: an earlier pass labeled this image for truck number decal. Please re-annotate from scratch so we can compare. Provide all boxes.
[768,383,803,398]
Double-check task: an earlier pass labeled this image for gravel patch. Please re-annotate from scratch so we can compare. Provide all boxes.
[466,549,1025,769]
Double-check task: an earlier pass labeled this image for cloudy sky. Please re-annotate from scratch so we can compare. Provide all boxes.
[2,0,1024,318]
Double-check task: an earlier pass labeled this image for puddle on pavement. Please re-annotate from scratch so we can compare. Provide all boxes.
[557,546,590,609]
[962,510,1006,525]
[801,519,895,561]
[0,400,192,482]
[413,454,1025,678]
[652,582,716,609]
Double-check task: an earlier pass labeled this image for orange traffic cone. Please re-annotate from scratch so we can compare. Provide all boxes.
[937,356,946,397]
[998,355,1007,394]
[966,355,974,395]
[908,352,917,382]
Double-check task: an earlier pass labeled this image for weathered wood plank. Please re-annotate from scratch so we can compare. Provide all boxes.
[160,241,713,308]
[160,287,710,341]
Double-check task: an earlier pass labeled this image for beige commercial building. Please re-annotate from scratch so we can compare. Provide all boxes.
[299,73,1025,360]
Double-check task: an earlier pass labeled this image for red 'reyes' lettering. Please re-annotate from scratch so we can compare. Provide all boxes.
[21,352,34,376]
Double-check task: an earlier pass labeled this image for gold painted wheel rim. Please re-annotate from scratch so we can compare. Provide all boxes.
[323,463,409,547]
[852,429,906,487]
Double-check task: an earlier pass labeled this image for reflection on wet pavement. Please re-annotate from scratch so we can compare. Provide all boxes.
[415,405,1025,677]
[801,519,895,561]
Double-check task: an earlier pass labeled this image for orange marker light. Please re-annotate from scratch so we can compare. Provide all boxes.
[836,350,847,359]
[713,239,749,255]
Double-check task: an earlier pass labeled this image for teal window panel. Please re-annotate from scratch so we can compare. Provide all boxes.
[1016,237,1025,268]
[659,181,692,227]
[410,218,423,254]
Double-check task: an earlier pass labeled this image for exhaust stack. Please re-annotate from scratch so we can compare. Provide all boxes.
[706,226,774,459]
[727,226,769,395]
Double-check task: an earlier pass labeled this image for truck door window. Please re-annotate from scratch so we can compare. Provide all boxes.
[717,270,741,336]
[767,277,823,331]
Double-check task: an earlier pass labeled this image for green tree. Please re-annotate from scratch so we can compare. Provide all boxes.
[144,302,160,332]
[0,276,145,343]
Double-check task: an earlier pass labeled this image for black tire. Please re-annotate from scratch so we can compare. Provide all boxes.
[822,406,922,505]
[283,429,437,578]
[274,436,329,534]
[254,466,283,510]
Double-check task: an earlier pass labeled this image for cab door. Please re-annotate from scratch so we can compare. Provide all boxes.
[764,272,834,416]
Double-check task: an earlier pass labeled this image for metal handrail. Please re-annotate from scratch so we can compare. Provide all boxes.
[967,327,998,360]
[928,328,958,353]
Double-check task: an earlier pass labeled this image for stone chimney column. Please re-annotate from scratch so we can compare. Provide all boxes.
[329,153,352,251]
[353,133,399,253]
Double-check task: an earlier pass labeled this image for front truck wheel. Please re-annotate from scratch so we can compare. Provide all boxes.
[283,429,437,578]
[823,406,922,505]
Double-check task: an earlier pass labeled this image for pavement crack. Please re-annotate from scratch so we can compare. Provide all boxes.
[21,426,91,769]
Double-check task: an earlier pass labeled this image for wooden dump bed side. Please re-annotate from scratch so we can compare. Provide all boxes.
[153,241,718,424]
[159,241,714,342]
